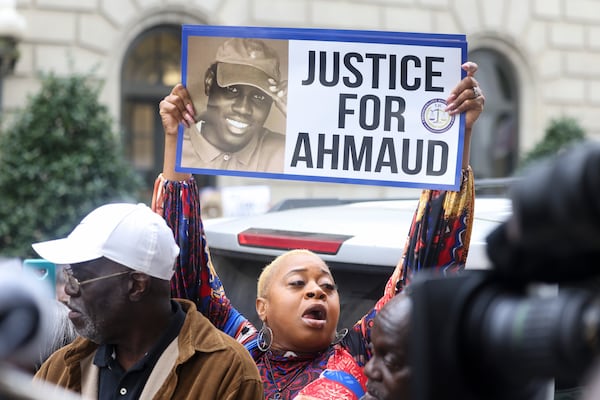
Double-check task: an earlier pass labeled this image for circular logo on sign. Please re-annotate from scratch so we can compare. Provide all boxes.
[421,99,455,134]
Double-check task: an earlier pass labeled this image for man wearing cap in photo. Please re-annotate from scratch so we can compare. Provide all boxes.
[179,38,287,173]
[32,203,263,400]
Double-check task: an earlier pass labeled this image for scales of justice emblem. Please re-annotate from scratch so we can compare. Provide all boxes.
[421,98,456,134]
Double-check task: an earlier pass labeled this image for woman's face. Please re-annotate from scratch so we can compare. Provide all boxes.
[257,252,340,353]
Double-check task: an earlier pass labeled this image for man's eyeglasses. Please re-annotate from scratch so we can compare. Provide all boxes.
[62,266,129,294]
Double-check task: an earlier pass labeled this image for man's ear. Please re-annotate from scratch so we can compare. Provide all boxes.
[256,297,267,321]
[204,68,215,96]
[128,273,150,302]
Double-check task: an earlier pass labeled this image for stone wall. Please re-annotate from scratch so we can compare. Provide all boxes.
[7,0,600,200]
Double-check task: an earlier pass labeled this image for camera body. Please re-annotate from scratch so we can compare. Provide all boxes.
[409,142,600,400]
[0,266,55,368]
[411,271,599,400]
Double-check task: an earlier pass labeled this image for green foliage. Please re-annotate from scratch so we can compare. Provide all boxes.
[520,117,586,169]
[0,73,142,258]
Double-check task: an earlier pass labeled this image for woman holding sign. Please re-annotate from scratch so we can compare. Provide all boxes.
[154,61,484,400]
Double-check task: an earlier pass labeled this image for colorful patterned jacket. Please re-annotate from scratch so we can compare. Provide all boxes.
[151,168,474,399]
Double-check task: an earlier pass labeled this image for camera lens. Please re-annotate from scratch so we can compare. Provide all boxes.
[464,286,600,384]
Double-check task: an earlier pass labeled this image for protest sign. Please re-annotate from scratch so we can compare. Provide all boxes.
[177,25,467,190]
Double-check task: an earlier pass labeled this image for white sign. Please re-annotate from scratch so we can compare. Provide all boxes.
[178,26,467,190]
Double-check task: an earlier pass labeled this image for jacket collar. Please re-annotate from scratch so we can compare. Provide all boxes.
[172,298,230,361]
[190,120,264,166]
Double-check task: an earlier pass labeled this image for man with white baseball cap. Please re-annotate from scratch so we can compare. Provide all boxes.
[32,203,179,280]
[32,203,263,400]
[175,37,287,173]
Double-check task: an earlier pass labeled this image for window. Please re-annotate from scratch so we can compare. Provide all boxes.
[468,49,519,178]
[121,25,180,188]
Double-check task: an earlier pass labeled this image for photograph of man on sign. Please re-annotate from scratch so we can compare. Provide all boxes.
[180,37,288,173]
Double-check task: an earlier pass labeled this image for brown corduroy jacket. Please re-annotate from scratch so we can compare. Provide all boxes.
[34,299,263,400]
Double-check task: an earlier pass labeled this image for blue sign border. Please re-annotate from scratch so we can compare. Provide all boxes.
[178,25,467,191]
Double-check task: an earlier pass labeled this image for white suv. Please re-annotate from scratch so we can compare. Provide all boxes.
[203,193,512,328]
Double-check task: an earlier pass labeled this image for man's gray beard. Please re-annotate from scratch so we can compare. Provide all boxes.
[75,314,105,344]
[36,302,78,367]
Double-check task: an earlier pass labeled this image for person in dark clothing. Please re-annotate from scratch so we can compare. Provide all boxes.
[32,203,263,399]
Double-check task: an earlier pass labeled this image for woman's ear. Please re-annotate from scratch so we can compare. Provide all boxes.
[256,297,267,321]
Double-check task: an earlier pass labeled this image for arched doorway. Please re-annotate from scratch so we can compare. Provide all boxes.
[468,48,520,178]
[121,24,181,188]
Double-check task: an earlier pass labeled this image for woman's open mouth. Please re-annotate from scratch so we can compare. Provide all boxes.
[301,304,327,328]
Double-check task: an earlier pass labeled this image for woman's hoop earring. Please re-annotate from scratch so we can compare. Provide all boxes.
[331,328,348,345]
[257,322,273,352]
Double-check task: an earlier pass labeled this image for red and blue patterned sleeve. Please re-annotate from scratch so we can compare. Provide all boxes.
[152,175,258,351]
[348,167,475,363]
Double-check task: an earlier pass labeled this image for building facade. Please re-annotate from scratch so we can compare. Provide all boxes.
[6,0,600,203]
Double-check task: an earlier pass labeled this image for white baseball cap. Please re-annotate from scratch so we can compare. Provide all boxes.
[32,203,179,281]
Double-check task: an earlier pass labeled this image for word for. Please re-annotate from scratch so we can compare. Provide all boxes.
[338,94,405,131]
[290,133,449,176]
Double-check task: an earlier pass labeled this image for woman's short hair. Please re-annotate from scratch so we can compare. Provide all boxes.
[256,249,319,298]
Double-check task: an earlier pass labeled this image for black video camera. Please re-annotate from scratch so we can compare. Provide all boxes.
[410,141,600,400]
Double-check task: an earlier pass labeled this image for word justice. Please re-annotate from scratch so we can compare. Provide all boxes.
[301,50,445,92]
